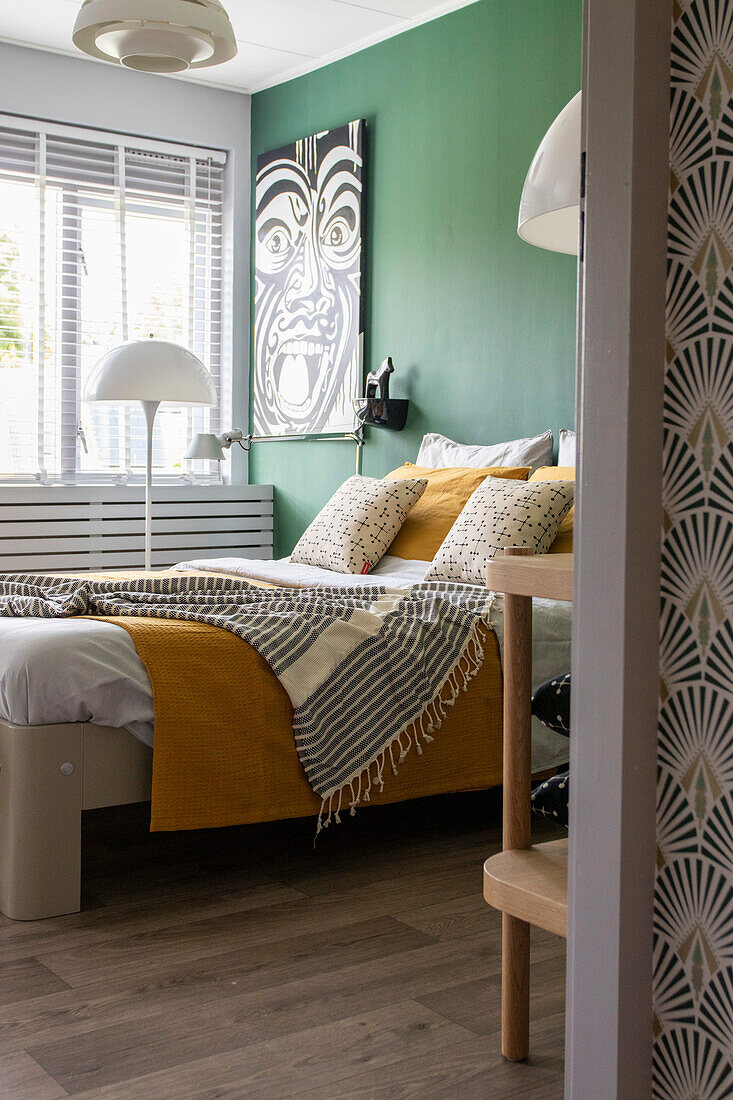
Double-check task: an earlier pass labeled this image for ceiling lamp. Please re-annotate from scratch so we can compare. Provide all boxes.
[518,91,582,255]
[72,0,238,73]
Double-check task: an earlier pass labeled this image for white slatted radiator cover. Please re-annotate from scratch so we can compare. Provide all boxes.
[0,485,274,573]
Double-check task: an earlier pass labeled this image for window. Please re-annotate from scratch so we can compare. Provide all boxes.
[0,116,227,483]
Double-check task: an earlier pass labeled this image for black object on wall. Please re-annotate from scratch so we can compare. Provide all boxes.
[354,356,409,431]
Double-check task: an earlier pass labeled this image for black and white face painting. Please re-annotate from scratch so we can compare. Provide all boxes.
[253,120,364,436]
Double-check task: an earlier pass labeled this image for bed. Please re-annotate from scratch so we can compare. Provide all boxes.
[0,553,571,921]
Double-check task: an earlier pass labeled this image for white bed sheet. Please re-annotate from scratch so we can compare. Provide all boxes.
[0,617,155,745]
[172,553,430,589]
[0,557,572,770]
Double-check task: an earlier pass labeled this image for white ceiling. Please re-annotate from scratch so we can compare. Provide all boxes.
[0,0,477,94]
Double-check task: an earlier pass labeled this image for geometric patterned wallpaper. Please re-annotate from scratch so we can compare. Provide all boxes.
[656,0,733,1094]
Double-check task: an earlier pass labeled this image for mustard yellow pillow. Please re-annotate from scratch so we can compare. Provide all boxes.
[385,462,530,561]
[529,465,576,553]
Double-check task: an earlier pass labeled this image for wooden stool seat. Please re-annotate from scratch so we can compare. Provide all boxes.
[483,838,568,938]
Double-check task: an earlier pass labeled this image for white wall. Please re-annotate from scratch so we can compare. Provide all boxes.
[0,42,251,483]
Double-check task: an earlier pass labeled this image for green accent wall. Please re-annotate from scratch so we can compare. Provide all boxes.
[250,0,582,557]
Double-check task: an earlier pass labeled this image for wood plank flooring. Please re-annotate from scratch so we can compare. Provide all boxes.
[0,791,566,1098]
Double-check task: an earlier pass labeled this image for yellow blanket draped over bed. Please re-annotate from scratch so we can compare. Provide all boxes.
[102,614,504,832]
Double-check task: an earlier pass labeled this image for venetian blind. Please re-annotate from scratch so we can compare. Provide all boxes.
[0,115,227,483]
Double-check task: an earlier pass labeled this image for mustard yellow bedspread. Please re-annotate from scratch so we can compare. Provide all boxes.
[76,569,504,831]
[105,614,504,831]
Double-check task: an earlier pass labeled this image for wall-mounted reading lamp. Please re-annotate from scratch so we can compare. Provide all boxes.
[185,428,247,460]
[187,357,410,478]
[185,429,248,479]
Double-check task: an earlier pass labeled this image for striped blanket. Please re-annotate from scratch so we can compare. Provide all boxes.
[0,572,497,830]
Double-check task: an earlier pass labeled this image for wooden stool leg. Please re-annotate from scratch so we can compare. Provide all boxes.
[502,913,530,1060]
[501,551,534,1061]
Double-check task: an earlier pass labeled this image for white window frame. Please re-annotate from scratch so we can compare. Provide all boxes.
[0,112,229,486]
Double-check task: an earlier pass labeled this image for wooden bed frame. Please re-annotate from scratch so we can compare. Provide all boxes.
[0,718,152,920]
[0,569,566,922]
[1,722,567,924]
[0,710,559,923]
[0,561,569,921]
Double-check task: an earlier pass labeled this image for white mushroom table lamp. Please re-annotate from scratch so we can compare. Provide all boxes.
[84,339,216,570]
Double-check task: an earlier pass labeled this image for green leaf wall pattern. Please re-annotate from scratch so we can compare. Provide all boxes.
[658,0,733,1091]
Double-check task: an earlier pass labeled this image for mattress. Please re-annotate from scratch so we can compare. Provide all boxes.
[0,556,572,770]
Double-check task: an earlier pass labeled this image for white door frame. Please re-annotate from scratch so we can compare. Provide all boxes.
[567,1,670,1096]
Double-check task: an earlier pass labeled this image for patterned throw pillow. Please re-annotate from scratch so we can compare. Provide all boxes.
[291,475,428,575]
[424,475,574,586]
[532,671,571,737]
[531,770,570,829]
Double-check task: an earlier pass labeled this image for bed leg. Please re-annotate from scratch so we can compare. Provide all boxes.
[0,721,83,920]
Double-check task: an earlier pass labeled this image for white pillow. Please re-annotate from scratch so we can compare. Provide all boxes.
[416,430,553,472]
[424,475,574,586]
[558,429,576,465]
[291,475,427,575]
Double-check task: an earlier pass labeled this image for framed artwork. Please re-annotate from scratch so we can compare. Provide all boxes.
[253,119,364,437]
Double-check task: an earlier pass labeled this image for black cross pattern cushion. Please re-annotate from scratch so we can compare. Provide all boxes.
[532,671,570,737]
[531,769,570,829]
[424,475,574,585]
[291,475,428,574]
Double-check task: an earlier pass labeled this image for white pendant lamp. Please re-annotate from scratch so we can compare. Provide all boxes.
[72,0,237,73]
[518,91,582,256]
[84,339,216,570]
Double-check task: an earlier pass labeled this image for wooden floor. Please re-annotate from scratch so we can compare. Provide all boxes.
[0,791,566,1099]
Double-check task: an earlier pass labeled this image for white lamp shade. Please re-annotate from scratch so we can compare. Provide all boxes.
[518,91,582,256]
[72,0,237,73]
[186,433,225,460]
[84,339,216,406]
